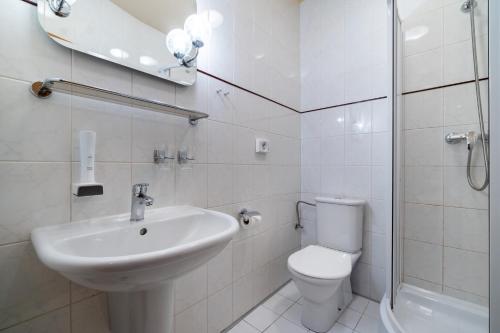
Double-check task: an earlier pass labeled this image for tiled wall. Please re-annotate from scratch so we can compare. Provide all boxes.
[298,0,391,301]
[300,0,388,111]
[399,0,489,306]
[0,1,301,332]
[300,100,391,302]
[197,0,301,110]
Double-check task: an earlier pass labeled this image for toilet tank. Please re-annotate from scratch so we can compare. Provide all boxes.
[315,197,365,253]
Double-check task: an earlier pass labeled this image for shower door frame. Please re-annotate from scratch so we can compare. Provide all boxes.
[489,1,499,331]
[389,2,499,330]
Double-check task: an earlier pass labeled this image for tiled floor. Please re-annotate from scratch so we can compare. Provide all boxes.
[228,281,382,333]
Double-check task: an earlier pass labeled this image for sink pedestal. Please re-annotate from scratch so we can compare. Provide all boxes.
[108,282,174,333]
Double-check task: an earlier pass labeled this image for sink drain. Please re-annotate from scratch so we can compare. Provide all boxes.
[139,228,148,235]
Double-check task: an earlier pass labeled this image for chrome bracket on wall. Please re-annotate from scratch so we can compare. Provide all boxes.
[30,78,209,125]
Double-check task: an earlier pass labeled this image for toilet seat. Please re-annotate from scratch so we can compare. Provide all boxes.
[288,245,353,280]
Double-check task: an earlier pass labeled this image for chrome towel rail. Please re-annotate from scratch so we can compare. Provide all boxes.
[31,78,209,124]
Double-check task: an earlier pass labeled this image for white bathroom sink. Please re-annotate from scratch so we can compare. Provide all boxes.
[31,206,239,292]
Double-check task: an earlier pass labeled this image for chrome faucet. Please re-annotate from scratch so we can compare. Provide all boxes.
[130,183,154,222]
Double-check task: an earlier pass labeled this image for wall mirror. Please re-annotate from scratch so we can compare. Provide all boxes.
[37,0,200,85]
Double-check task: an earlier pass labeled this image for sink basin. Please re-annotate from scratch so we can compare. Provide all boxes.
[32,205,239,292]
[31,206,239,333]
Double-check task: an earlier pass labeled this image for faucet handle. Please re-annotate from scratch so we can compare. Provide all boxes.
[132,183,149,195]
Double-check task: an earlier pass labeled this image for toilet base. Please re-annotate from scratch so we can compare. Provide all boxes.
[300,278,354,333]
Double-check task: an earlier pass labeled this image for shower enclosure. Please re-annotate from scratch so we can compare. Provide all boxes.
[383,0,498,332]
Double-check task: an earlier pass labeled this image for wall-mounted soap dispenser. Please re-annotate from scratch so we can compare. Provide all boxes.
[72,130,103,197]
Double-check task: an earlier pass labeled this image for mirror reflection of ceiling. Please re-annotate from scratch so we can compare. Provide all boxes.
[110,0,195,33]
[38,0,197,85]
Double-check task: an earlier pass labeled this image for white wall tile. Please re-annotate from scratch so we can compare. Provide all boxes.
[443,166,488,209]
[73,97,132,163]
[444,207,488,253]
[0,242,69,330]
[403,8,443,57]
[405,166,443,204]
[344,166,371,199]
[372,99,390,133]
[443,247,488,297]
[0,162,70,245]
[404,239,443,284]
[443,35,488,85]
[404,203,443,245]
[404,128,443,166]
[207,243,233,296]
[443,81,489,126]
[175,164,207,208]
[301,138,321,166]
[404,89,443,129]
[174,265,207,314]
[404,48,443,92]
[207,164,233,207]
[174,299,207,333]
[1,307,70,333]
[131,110,177,164]
[301,111,322,139]
[320,107,345,137]
[345,103,372,134]
[321,136,345,166]
[345,134,371,166]
[207,286,233,333]
[0,78,71,162]
[233,274,255,320]
[71,294,110,333]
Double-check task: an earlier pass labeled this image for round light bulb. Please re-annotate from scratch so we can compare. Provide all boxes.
[166,28,193,59]
[184,14,212,48]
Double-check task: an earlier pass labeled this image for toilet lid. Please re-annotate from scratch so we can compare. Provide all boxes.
[288,245,352,280]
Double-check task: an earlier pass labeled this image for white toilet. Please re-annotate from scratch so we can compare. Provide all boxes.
[287,197,365,333]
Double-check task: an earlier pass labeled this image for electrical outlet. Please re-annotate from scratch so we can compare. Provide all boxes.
[255,138,270,153]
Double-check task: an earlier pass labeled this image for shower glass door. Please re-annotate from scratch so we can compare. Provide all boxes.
[392,0,490,311]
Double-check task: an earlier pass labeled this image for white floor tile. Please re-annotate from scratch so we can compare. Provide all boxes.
[328,323,354,333]
[354,314,380,333]
[282,303,303,327]
[277,282,301,302]
[229,320,260,333]
[230,285,380,333]
[244,306,280,331]
[363,301,380,320]
[337,309,362,329]
[264,318,308,333]
[263,293,294,315]
[349,295,369,313]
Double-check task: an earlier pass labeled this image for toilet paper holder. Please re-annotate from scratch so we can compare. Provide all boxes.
[239,209,261,225]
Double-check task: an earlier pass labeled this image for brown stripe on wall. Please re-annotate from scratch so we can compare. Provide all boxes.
[402,77,489,96]
[196,69,300,113]
[21,0,37,5]
[301,96,388,113]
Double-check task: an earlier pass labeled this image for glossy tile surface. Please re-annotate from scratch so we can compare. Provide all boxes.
[228,282,382,333]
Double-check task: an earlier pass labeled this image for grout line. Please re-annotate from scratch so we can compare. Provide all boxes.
[0,304,70,332]
[221,279,293,333]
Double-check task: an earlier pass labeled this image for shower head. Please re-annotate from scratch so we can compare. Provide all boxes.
[461,0,476,13]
